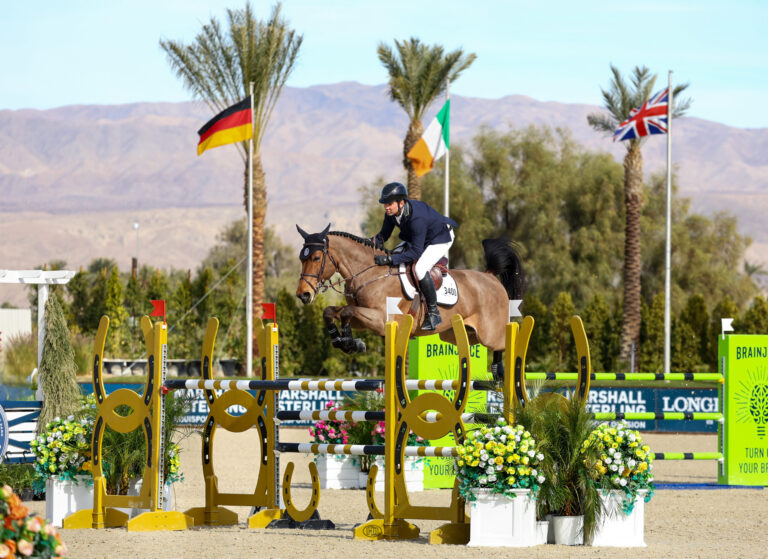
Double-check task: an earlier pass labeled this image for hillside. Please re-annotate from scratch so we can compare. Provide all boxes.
[2,82,767,306]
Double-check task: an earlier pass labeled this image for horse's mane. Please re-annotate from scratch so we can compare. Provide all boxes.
[329,231,390,253]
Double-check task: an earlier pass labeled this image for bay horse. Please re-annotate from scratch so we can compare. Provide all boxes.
[295,224,524,377]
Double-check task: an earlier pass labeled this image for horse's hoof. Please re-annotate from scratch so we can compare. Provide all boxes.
[354,339,366,353]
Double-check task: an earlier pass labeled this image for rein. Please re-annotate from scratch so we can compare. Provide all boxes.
[299,238,396,302]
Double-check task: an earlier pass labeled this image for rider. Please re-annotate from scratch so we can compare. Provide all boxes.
[372,182,458,331]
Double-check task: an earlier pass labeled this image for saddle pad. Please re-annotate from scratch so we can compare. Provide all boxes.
[398,264,458,306]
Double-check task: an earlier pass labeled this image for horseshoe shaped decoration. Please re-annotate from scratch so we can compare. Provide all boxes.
[282,461,321,523]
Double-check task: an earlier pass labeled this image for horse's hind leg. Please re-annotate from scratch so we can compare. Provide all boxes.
[490,350,504,383]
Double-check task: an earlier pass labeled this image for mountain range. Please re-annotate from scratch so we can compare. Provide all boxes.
[1,82,767,306]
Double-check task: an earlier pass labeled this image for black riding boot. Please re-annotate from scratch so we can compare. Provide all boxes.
[419,275,442,331]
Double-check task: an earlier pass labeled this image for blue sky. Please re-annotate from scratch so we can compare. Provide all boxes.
[1,0,765,128]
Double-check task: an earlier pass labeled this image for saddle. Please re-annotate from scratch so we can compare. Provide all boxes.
[406,257,449,291]
[397,257,458,308]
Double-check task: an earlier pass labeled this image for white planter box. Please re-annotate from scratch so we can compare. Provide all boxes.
[551,515,583,545]
[468,488,537,547]
[369,456,424,492]
[315,455,360,489]
[45,475,93,527]
[589,490,646,547]
[536,520,549,545]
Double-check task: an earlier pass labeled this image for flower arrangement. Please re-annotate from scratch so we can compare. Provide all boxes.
[29,416,92,493]
[582,421,655,513]
[0,485,68,558]
[308,402,350,445]
[165,443,183,484]
[454,418,545,501]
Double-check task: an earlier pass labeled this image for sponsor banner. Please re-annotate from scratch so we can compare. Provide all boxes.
[78,383,348,426]
[0,405,8,463]
[587,387,718,433]
[77,383,718,432]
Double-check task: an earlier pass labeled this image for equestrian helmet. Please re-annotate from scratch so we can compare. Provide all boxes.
[378,182,408,204]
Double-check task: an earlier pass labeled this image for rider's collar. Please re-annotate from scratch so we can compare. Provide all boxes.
[395,200,410,225]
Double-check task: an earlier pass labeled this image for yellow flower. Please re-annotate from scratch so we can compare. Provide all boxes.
[458,459,465,466]
[507,476,516,485]
[495,456,504,465]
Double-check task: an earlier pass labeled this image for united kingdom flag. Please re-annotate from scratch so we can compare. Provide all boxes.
[613,88,669,142]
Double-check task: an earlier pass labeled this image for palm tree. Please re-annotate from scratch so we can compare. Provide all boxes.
[160,2,301,361]
[377,38,476,200]
[587,65,690,367]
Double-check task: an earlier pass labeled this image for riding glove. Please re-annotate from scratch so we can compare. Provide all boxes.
[374,254,393,266]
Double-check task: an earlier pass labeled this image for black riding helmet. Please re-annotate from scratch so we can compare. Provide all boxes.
[378,182,408,204]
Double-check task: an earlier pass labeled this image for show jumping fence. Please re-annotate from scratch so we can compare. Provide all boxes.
[62,308,763,539]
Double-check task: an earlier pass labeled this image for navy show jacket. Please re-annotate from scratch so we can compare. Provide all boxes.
[375,200,458,266]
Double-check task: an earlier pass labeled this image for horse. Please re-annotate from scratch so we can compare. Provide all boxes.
[294,224,524,378]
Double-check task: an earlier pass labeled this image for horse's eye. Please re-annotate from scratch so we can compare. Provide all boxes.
[313,256,321,262]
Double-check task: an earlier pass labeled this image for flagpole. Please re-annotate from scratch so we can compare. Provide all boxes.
[663,71,673,375]
[444,82,450,266]
[246,82,255,378]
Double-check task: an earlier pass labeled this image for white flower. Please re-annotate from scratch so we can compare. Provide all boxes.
[496,464,503,471]
[610,464,618,472]
[536,453,544,461]
[488,475,497,483]
[494,426,501,434]
[500,435,507,443]
[528,450,535,457]
[479,476,488,485]
[537,475,545,483]
[531,469,538,476]
[613,477,621,486]
[485,432,494,440]
[619,478,627,487]
[628,433,636,442]
[627,459,636,468]
[614,452,622,460]
[608,447,615,455]
[67,415,75,421]
[605,457,612,464]
[486,467,495,475]
[503,426,513,435]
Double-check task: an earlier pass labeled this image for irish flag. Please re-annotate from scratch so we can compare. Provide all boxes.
[407,100,450,177]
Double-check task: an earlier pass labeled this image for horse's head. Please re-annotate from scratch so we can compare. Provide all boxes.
[296,223,332,304]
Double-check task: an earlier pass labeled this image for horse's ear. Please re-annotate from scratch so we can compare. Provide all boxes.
[296,225,309,240]
[321,223,331,236]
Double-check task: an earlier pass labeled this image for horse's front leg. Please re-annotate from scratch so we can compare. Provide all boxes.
[338,306,367,354]
[490,350,504,383]
[323,306,346,350]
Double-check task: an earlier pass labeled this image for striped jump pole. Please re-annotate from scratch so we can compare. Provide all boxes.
[276,410,498,424]
[276,442,458,457]
[594,412,724,422]
[164,378,497,393]
[525,372,724,382]
[651,452,724,461]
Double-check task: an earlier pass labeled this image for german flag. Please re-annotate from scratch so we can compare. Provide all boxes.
[197,97,252,155]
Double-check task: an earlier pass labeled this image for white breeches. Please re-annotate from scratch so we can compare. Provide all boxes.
[414,229,455,280]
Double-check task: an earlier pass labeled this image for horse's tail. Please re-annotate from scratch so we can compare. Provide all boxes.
[482,238,525,300]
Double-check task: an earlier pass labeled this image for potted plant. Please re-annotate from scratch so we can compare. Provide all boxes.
[0,484,68,558]
[308,402,358,489]
[29,414,93,527]
[454,418,545,547]
[0,464,41,502]
[514,393,602,545]
[582,420,655,547]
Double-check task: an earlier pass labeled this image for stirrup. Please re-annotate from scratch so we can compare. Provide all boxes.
[421,311,442,331]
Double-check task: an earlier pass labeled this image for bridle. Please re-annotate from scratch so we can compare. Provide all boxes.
[299,236,395,302]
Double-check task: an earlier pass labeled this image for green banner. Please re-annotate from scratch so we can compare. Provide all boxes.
[408,335,489,489]
[718,334,768,485]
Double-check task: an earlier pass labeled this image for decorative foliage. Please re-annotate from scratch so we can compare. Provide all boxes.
[29,416,92,493]
[165,443,183,484]
[38,294,82,430]
[454,418,545,501]
[583,421,655,514]
[0,485,68,558]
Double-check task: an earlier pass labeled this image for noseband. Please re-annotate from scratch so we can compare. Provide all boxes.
[299,239,339,298]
